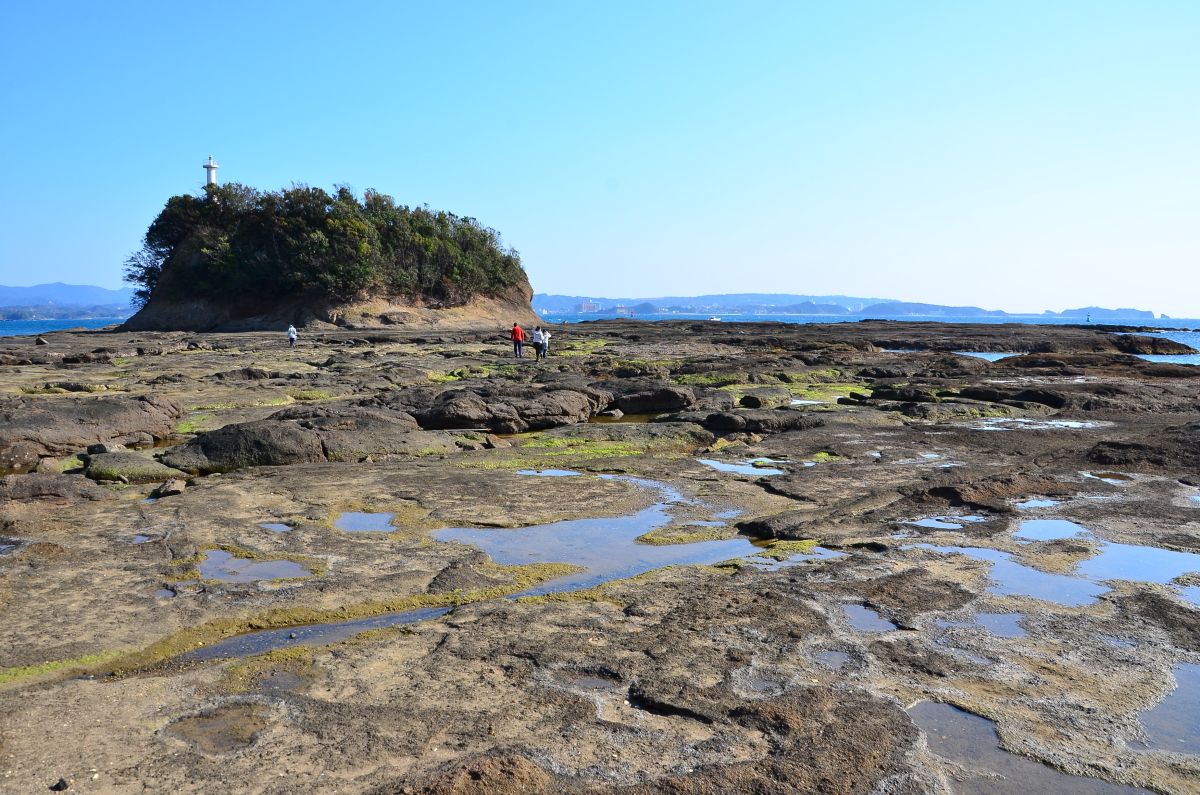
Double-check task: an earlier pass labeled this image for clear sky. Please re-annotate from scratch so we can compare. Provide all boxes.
[1,1,1196,315]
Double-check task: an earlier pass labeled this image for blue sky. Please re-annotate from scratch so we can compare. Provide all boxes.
[1,1,1196,315]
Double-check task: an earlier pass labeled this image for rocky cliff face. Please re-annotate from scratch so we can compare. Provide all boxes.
[120,282,539,332]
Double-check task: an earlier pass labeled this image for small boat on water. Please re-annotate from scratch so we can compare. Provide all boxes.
[708,316,721,321]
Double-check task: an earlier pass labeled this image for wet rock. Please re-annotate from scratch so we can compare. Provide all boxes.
[905,472,1071,512]
[34,336,49,346]
[48,778,69,791]
[83,453,187,484]
[737,510,817,541]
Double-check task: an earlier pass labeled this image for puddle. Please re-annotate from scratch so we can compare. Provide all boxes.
[936,613,1026,638]
[1190,495,1200,506]
[181,607,452,662]
[1077,542,1200,600]
[132,535,153,544]
[259,523,292,533]
[334,512,395,532]
[697,458,785,476]
[1015,519,1088,542]
[790,398,825,405]
[1084,472,1134,485]
[914,544,1108,607]
[1138,662,1200,756]
[1017,498,1060,509]
[843,604,897,632]
[565,674,620,691]
[744,546,845,571]
[906,515,987,530]
[165,704,269,755]
[910,701,1148,794]
[433,475,769,595]
[176,475,838,663]
[955,351,1016,361]
[815,650,850,670]
[973,418,1105,431]
[516,469,582,477]
[257,670,303,695]
[154,588,176,599]
[0,539,18,555]
[198,550,311,583]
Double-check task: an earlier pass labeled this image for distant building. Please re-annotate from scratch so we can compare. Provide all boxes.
[575,300,601,313]
[613,305,632,316]
[203,155,220,186]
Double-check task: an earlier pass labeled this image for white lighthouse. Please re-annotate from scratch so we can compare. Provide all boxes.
[203,155,219,186]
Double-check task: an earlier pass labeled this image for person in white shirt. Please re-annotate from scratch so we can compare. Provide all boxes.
[530,327,545,361]
[541,328,552,358]
[287,325,298,349]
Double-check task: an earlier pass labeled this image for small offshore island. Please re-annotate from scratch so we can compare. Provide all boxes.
[2,188,1200,794]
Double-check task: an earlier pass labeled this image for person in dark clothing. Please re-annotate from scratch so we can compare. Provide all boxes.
[510,323,526,358]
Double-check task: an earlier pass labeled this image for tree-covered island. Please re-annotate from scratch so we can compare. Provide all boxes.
[121,184,536,331]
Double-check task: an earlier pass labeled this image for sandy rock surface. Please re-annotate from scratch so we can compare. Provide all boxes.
[0,320,1197,794]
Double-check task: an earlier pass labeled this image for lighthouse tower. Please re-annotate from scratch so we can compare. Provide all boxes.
[203,155,219,186]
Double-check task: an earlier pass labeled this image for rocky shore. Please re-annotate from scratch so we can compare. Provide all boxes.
[0,320,1198,794]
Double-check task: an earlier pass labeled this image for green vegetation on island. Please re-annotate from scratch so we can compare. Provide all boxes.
[124,184,526,309]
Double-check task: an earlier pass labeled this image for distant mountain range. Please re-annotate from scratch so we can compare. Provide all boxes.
[533,293,1159,320]
[0,284,1162,322]
[0,283,136,320]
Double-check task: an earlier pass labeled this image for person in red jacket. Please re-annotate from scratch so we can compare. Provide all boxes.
[510,323,526,358]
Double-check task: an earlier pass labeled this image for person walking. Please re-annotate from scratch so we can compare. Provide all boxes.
[531,326,546,361]
[287,325,298,349]
[541,328,552,358]
[510,323,526,358]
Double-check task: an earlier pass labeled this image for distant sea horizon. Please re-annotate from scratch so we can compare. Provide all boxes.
[4,312,1200,340]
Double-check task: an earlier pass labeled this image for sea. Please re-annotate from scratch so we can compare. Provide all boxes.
[0,317,128,336]
[3,313,1198,365]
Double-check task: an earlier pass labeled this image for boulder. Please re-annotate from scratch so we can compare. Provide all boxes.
[161,420,327,474]
[738,387,792,409]
[0,395,184,467]
[701,410,824,434]
[150,478,188,499]
[83,452,187,484]
[0,473,109,502]
[614,384,696,414]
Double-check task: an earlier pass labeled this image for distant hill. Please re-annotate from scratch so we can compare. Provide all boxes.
[534,293,1161,320]
[533,293,884,313]
[860,301,1007,317]
[0,283,135,308]
[0,283,135,320]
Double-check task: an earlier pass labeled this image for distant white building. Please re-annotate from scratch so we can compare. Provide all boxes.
[575,300,601,313]
[203,155,220,186]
